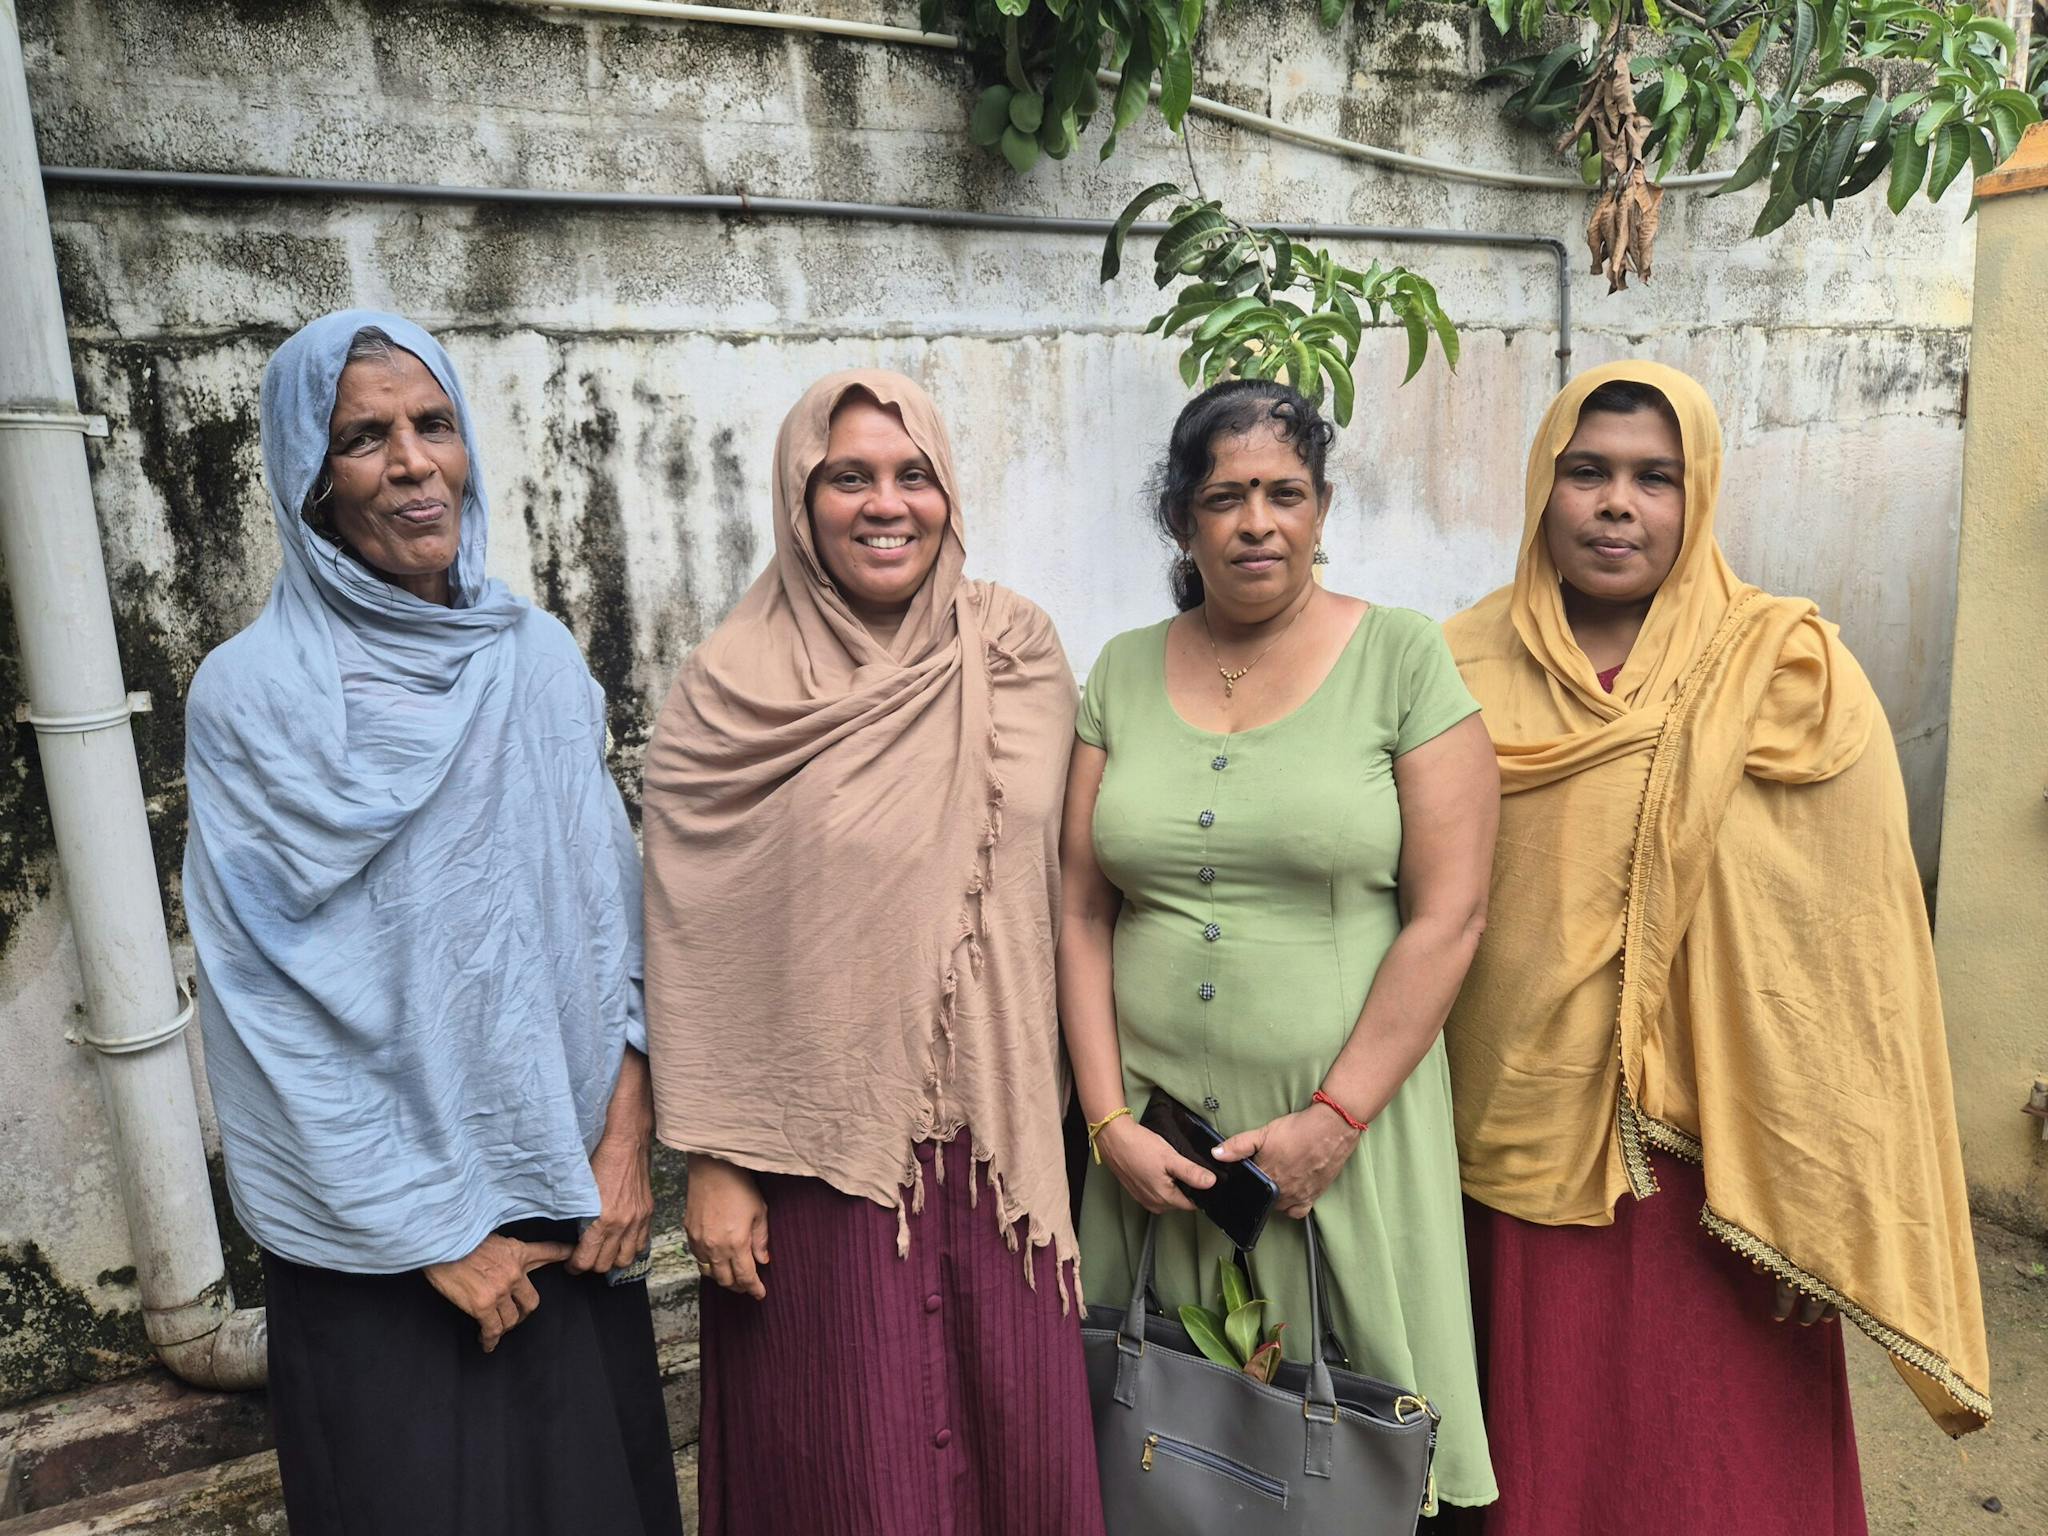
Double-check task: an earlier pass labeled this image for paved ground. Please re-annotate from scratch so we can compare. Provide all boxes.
[1854,1218,2048,1534]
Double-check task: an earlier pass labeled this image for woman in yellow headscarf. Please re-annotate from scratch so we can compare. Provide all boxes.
[1441,361,1988,1535]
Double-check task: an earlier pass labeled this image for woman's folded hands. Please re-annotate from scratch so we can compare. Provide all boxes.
[424,1234,576,1353]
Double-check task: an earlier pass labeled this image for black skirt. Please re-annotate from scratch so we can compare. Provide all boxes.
[262,1219,685,1536]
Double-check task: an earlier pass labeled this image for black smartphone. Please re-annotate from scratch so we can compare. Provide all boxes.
[1140,1090,1279,1252]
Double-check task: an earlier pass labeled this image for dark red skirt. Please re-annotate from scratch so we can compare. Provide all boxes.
[1457,1153,1866,1536]
[698,1135,1107,1536]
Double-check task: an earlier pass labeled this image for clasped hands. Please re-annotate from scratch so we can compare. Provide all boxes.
[424,1049,656,1351]
[1099,1104,1361,1221]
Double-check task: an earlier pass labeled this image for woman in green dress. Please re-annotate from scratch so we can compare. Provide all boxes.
[1059,380,1501,1515]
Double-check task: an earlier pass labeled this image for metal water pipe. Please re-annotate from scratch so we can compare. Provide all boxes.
[0,2,265,1389]
[36,167,1575,384]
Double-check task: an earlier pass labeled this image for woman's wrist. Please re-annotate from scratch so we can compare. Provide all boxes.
[1309,1087,1369,1136]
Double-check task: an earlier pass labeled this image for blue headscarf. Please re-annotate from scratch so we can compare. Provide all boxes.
[184,310,645,1272]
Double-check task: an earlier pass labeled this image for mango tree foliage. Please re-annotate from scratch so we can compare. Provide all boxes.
[922,0,2045,407]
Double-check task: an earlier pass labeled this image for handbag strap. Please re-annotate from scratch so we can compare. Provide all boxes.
[1120,1215,1341,1416]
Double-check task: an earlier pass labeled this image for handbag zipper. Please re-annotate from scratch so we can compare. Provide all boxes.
[1141,1433,1288,1501]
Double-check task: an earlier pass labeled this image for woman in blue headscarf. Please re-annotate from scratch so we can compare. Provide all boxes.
[183,311,685,1536]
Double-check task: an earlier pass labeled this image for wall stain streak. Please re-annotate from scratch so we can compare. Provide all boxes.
[524,362,652,812]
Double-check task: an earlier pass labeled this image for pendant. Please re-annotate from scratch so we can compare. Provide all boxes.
[1219,666,1249,698]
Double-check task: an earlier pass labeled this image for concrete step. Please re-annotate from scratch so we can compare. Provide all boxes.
[0,1238,703,1535]
[0,1448,702,1536]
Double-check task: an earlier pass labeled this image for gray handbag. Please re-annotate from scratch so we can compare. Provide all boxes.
[1081,1215,1439,1535]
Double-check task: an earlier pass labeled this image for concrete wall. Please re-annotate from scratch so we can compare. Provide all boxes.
[1935,125,2048,1242]
[1,0,1975,1404]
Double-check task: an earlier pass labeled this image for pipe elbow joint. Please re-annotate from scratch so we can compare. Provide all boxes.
[151,1305,268,1391]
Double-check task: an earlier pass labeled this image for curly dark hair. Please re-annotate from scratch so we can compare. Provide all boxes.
[1148,380,1335,611]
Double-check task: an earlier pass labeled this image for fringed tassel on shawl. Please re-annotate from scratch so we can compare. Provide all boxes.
[887,606,1081,1312]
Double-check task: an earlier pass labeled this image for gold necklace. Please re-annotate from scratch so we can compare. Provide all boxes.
[1201,597,1309,699]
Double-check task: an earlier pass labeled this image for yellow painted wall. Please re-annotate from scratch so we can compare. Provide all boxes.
[1937,122,2048,1237]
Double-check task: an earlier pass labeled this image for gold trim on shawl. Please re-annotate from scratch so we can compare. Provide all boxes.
[1612,592,1767,1200]
[1698,1207,1994,1427]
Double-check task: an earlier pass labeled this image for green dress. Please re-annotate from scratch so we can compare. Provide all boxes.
[1076,604,1498,1508]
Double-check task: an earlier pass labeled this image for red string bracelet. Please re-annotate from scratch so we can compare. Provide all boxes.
[1311,1090,1369,1134]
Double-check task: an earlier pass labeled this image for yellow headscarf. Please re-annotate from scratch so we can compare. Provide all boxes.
[1445,361,1990,1435]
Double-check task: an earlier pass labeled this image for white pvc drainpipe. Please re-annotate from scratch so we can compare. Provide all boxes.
[1,4,265,1390]
[38,167,1575,384]
[514,0,1734,192]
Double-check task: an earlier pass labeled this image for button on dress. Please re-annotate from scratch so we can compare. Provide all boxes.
[1075,604,1498,1509]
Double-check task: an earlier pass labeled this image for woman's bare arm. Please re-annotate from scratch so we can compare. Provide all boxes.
[1317,713,1500,1123]
[1058,740,1212,1212]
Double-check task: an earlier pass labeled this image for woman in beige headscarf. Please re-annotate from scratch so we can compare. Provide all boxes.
[1441,361,1988,1535]
[641,370,1104,1536]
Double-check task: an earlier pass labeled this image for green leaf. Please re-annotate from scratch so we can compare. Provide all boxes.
[1782,0,1818,101]
[1528,42,1584,108]
[1642,0,1665,28]
[1837,133,1895,198]
[1154,207,1231,279]
[1401,308,1429,383]
[970,86,1015,148]
[1297,310,1363,355]
[1225,1299,1268,1364]
[1100,28,1156,160]
[1821,94,1888,210]
[1752,140,1805,234]
[1516,0,1543,40]
[1914,97,1959,143]
[1715,120,1789,195]
[1179,1305,1239,1369]
[1194,293,1264,341]
[1008,90,1045,134]
[1658,63,1689,119]
[1704,0,1741,22]
[1100,181,1184,282]
[1709,82,1742,153]
[1887,119,1930,210]
[1243,1336,1284,1385]
[1002,18,1031,92]
[1152,296,1221,337]
[1987,88,2044,125]
[1287,337,1321,396]
[1320,0,1347,24]
[1729,17,1764,61]
[999,125,1042,173]
[994,0,1029,15]
[1159,43,1194,129]
[1926,119,1971,199]
[1322,349,1356,426]
[1814,65,1880,93]
[1219,1257,1251,1316]
[1182,0,1206,40]
[1658,103,1694,177]
[1962,15,2018,49]
[1966,119,1997,182]
[1422,287,1459,368]
[1486,0,1513,35]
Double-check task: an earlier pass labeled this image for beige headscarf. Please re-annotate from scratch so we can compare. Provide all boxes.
[1445,361,1990,1434]
[642,370,1081,1297]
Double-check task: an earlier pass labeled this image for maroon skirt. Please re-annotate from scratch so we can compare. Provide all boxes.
[1458,1152,1867,1536]
[698,1134,1107,1536]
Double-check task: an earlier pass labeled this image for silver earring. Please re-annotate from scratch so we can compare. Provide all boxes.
[1312,543,1331,567]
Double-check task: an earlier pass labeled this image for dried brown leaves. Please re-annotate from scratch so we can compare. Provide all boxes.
[1563,42,1666,292]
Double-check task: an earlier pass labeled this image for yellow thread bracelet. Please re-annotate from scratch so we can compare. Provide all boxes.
[1087,1106,1132,1163]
